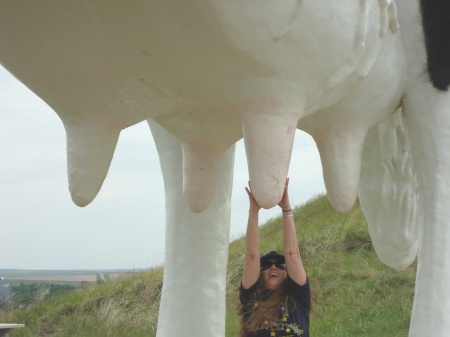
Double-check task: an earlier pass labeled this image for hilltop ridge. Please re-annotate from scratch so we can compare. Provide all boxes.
[1,195,416,337]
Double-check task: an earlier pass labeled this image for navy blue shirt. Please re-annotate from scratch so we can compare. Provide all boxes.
[240,276,310,337]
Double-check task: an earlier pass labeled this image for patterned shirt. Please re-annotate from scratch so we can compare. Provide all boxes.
[240,276,310,337]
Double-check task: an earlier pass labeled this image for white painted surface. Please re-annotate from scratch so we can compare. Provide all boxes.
[0,324,25,337]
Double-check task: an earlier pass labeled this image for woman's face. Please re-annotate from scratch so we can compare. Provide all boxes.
[261,260,287,289]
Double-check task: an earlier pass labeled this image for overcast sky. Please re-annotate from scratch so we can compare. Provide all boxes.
[0,65,326,270]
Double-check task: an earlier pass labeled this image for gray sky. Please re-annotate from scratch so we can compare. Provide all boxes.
[0,65,325,270]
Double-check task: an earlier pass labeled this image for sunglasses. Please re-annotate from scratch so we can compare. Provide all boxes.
[261,260,286,270]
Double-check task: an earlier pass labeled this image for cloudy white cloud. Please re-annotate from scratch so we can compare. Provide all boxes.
[0,65,325,270]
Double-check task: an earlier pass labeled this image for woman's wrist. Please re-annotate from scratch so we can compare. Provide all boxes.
[249,207,260,214]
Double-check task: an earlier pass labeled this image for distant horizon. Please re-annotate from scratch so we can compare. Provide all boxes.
[0,268,151,273]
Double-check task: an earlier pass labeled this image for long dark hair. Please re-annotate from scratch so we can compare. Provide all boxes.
[238,277,290,337]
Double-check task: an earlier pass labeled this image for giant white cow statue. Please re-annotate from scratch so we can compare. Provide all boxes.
[1,1,449,336]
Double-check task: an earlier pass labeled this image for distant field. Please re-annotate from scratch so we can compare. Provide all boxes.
[7,274,97,282]
[108,273,128,280]
[0,269,142,285]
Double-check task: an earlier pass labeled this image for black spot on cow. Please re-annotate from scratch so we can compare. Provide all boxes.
[420,0,450,91]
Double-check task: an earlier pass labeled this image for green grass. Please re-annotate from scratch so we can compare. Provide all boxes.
[1,195,415,336]
[1,270,163,337]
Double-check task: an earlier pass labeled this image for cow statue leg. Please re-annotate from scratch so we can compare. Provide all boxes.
[401,83,450,337]
[397,0,450,335]
[148,120,235,337]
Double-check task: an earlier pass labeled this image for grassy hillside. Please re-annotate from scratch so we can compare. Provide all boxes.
[1,195,416,337]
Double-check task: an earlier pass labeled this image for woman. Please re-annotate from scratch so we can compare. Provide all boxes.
[239,178,310,337]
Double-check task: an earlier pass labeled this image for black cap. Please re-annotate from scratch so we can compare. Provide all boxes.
[260,251,285,264]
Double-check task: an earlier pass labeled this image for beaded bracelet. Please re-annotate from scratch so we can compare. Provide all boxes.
[282,210,293,218]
